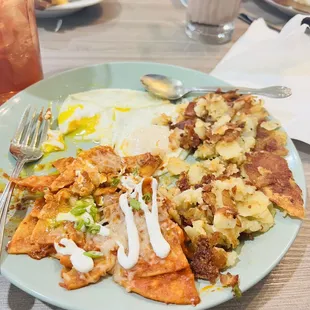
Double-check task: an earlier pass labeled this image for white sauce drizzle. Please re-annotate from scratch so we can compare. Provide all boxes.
[54,238,94,273]
[117,177,171,269]
[98,226,110,237]
[120,176,137,193]
[136,178,170,258]
[117,193,140,269]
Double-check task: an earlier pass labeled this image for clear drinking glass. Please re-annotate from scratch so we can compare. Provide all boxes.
[0,0,43,105]
[185,0,242,44]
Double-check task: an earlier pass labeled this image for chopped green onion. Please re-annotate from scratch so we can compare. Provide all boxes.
[232,284,242,298]
[75,200,88,208]
[75,219,85,231]
[132,167,139,176]
[142,192,152,203]
[110,177,120,187]
[87,224,101,235]
[76,199,95,209]
[70,205,86,216]
[89,205,98,221]
[83,251,104,259]
[76,148,83,156]
[83,217,92,226]
[129,198,141,210]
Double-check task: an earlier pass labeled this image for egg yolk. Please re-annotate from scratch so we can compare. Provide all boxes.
[68,114,100,137]
[115,107,131,112]
[58,104,84,125]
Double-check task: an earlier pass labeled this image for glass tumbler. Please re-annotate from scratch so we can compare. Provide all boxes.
[0,0,43,105]
[185,0,242,44]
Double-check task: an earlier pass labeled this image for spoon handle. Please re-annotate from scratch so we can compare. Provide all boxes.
[187,86,291,98]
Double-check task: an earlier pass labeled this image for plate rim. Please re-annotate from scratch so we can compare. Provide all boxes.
[35,0,102,12]
[263,0,309,15]
[0,61,307,310]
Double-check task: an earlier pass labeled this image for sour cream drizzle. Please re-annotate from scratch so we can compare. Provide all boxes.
[117,177,171,269]
[137,178,170,258]
[54,238,94,273]
[117,193,140,269]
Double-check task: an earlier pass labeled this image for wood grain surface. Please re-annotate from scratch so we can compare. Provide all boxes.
[1,1,309,309]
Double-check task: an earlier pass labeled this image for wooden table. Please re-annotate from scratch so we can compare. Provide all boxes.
[1,0,309,309]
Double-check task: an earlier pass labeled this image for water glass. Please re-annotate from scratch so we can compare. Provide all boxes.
[183,0,242,44]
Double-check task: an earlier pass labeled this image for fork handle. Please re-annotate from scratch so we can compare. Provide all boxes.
[0,158,26,254]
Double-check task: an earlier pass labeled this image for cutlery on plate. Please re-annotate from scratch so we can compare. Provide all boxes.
[238,13,310,33]
[238,13,281,32]
[141,74,292,100]
[0,106,49,254]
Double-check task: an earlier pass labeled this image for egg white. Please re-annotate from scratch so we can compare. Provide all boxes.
[57,89,187,165]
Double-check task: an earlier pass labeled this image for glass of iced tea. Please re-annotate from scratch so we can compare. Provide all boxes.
[0,0,43,105]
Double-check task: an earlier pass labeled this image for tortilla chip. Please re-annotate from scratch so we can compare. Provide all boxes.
[130,222,189,278]
[31,219,64,245]
[29,198,45,218]
[78,146,123,174]
[11,175,58,191]
[129,267,200,305]
[7,214,39,254]
[50,159,83,192]
[60,255,116,290]
[243,151,304,218]
[53,157,75,173]
[124,153,162,177]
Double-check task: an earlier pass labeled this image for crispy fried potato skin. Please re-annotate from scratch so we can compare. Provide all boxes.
[243,151,304,218]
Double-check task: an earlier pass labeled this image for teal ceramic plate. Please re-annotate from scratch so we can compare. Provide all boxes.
[0,62,306,310]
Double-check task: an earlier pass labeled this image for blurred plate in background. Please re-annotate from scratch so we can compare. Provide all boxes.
[36,0,102,18]
[263,0,310,16]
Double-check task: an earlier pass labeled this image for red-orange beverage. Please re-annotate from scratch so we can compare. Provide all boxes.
[0,0,43,105]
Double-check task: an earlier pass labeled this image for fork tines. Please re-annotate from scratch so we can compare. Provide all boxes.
[12,106,50,149]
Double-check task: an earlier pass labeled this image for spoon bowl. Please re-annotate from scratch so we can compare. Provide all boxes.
[141,74,292,100]
[141,74,186,100]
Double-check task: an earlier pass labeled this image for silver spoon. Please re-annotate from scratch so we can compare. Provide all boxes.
[141,74,292,100]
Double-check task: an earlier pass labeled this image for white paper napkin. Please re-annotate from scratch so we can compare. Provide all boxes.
[211,15,310,144]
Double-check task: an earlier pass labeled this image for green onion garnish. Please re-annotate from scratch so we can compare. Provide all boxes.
[87,224,101,235]
[129,198,141,210]
[232,284,242,298]
[142,192,152,203]
[70,205,86,216]
[110,177,120,187]
[89,205,98,221]
[75,219,85,231]
[83,251,103,259]
[132,167,139,176]
[76,148,83,156]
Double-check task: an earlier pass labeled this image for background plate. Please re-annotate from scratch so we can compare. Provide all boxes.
[263,0,310,16]
[0,62,306,310]
[35,0,102,18]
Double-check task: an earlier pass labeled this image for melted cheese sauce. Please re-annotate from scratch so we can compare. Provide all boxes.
[54,238,94,273]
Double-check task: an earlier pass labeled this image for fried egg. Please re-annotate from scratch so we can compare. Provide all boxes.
[113,104,187,168]
[58,89,166,143]
[56,89,187,166]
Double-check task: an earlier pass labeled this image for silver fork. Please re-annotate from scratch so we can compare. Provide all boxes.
[0,106,49,253]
